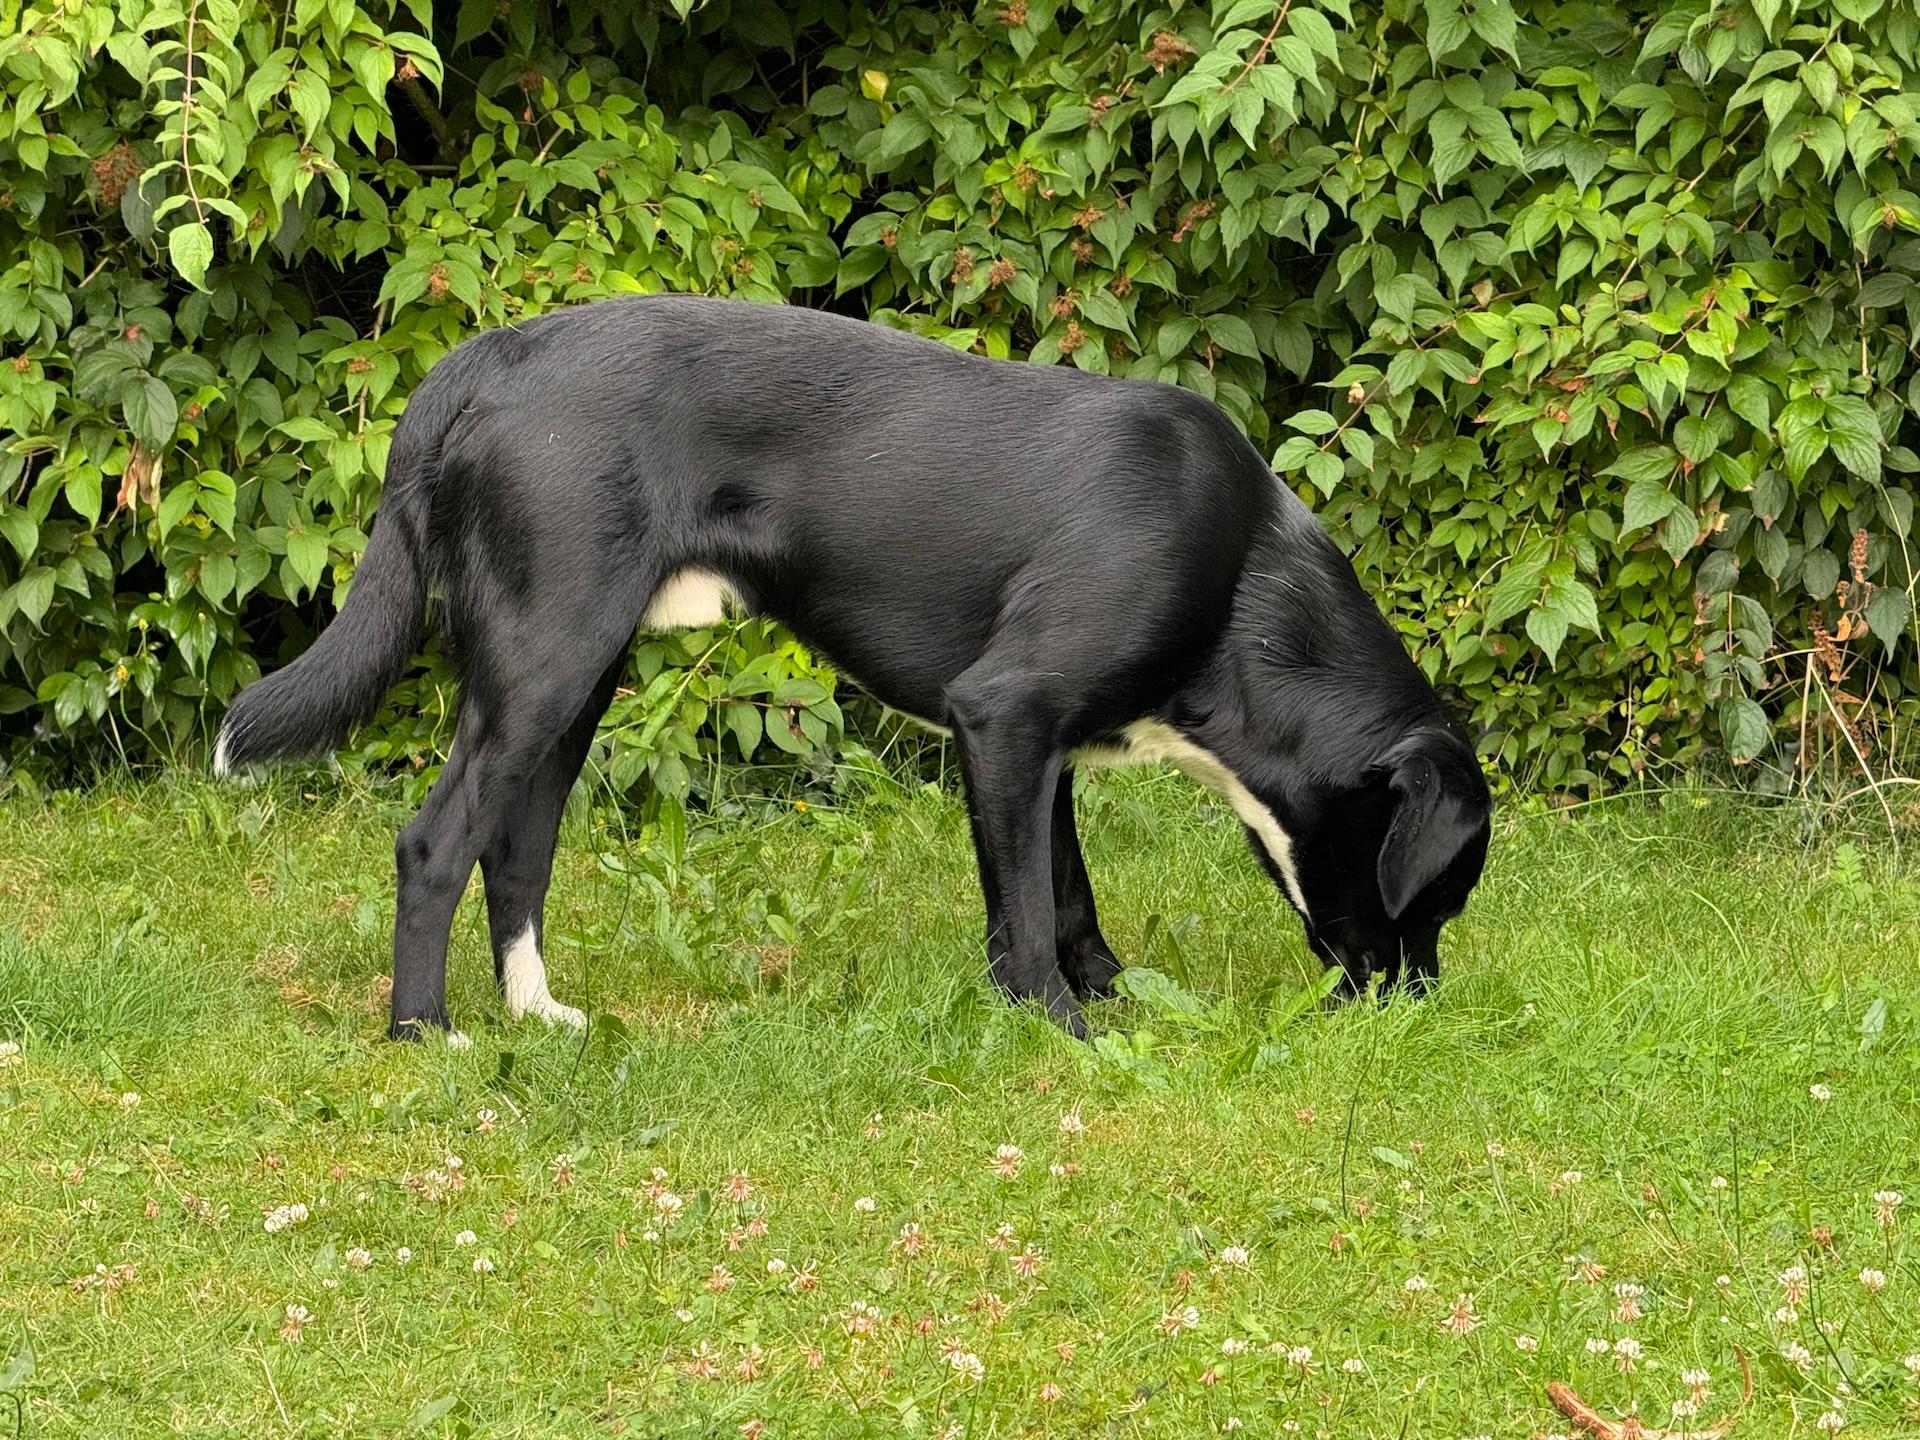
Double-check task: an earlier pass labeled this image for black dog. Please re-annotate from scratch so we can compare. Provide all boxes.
[217,295,1491,1040]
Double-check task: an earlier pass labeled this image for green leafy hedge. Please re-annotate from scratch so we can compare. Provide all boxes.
[3,0,1917,797]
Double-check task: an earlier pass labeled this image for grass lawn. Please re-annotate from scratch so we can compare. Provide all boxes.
[2,768,1919,1438]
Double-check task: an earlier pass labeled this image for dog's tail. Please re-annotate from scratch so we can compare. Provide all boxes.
[213,366,469,775]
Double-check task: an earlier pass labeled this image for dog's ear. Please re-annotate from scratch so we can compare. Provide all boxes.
[1375,731,1489,920]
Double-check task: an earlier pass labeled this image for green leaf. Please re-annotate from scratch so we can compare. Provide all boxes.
[726,702,762,757]
[351,41,396,99]
[285,526,330,595]
[277,417,337,444]
[157,484,196,538]
[1467,0,1518,57]
[1601,445,1679,486]
[1114,967,1220,1030]
[1674,415,1719,463]
[1657,503,1699,564]
[835,247,890,295]
[1304,451,1344,496]
[289,67,330,137]
[0,1339,33,1390]
[168,221,214,290]
[1543,574,1601,636]
[1525,604,1570,665]
[1205,314,1260,358]
[0,507,37,560]
[198,550,236,606]
[1288,8,1340,62]
[123,377,178,448]
[1621,477,1676,533]
[1485,542,1550,627]
[1271,436,1317,470]
[1825,396,1882,483]
[1802,548,1840,601]
[1864,589,1911,655]
[64,468,103,528]
[410,1395,461,1430]
[1341,428,1376,471]
[1725,374,1773,431]
[1719,697,1770,762]
[870,111,933,165]
[1076,287,1133,335]
[11,567,55,627]
[1880,487,1914,539]
[1425,0,1472,59]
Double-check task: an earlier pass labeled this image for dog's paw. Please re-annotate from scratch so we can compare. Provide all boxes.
[516,995,586,1029]
[445,1029,473,1050]
[1061,937,1125,1000]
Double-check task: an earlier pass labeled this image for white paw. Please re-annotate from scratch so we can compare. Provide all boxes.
[523,996,586,1029]
[445,1030,473,1050]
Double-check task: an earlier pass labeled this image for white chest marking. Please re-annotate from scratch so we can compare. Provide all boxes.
[642,568,739,630]
[1075,720,1310,918]
[502,923,586,1028]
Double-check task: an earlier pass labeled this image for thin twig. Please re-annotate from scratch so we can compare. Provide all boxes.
[179,0,206,224]
[397,74,456,162]
[355,301,387,434]
[256,1349,290,1427]
[1222,3,1295,96]
[1796,652,1815,792]
[485,123,564,282]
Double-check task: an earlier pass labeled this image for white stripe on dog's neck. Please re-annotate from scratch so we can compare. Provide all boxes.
[1076,720,1309,917]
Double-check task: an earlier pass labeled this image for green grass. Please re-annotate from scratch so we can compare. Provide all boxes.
[3,770,1919,1438]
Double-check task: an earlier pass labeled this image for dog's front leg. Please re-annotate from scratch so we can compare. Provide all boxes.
[946,670,1085,1037]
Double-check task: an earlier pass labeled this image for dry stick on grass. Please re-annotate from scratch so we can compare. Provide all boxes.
[1547,1346,1752,1439]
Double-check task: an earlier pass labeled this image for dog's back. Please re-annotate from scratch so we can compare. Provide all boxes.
[430,294,1276,720]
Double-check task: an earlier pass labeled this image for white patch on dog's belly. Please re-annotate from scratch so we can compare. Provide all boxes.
[1076,720,1309,918]
[642,568,739,629]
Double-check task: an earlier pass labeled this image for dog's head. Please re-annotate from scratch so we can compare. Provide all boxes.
[1250,725,1491,989]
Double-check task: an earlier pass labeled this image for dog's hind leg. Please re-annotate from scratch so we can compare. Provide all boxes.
[389,618,637,1042]
[1050,769,1124,1000]
[478,654,626,1028]
[944,661,1084,1036]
